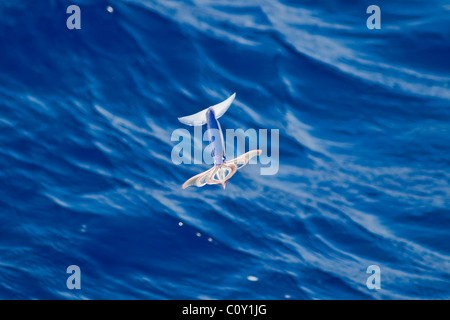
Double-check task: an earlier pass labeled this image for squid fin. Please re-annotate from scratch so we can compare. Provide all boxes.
[178,93,236,126]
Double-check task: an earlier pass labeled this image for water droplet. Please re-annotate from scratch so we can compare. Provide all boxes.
[208,238,213,242]
[247,276,258,282]
[178,222,183,226]
[196,232,201,237]
[106,6,114,13]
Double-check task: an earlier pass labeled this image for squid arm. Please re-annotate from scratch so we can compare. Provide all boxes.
[182,149,262,189]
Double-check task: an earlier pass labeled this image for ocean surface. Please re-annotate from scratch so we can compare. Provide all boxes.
[0,0,449,299]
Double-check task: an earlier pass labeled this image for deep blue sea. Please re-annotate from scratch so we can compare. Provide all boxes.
[0,0,449,299]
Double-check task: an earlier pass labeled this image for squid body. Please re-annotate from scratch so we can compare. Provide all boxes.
[178,93,261,189]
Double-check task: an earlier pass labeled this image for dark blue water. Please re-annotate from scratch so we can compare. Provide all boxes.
[0,0,449,299]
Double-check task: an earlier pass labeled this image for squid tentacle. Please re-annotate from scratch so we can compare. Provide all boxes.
[181,149,262,189]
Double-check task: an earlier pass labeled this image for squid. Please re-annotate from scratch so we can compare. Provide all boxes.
[178,93,261,189]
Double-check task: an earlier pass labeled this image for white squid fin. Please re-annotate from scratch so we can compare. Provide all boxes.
[178,93,236,126]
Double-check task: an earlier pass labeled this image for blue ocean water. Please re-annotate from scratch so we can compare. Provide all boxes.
[0,0,449,299]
